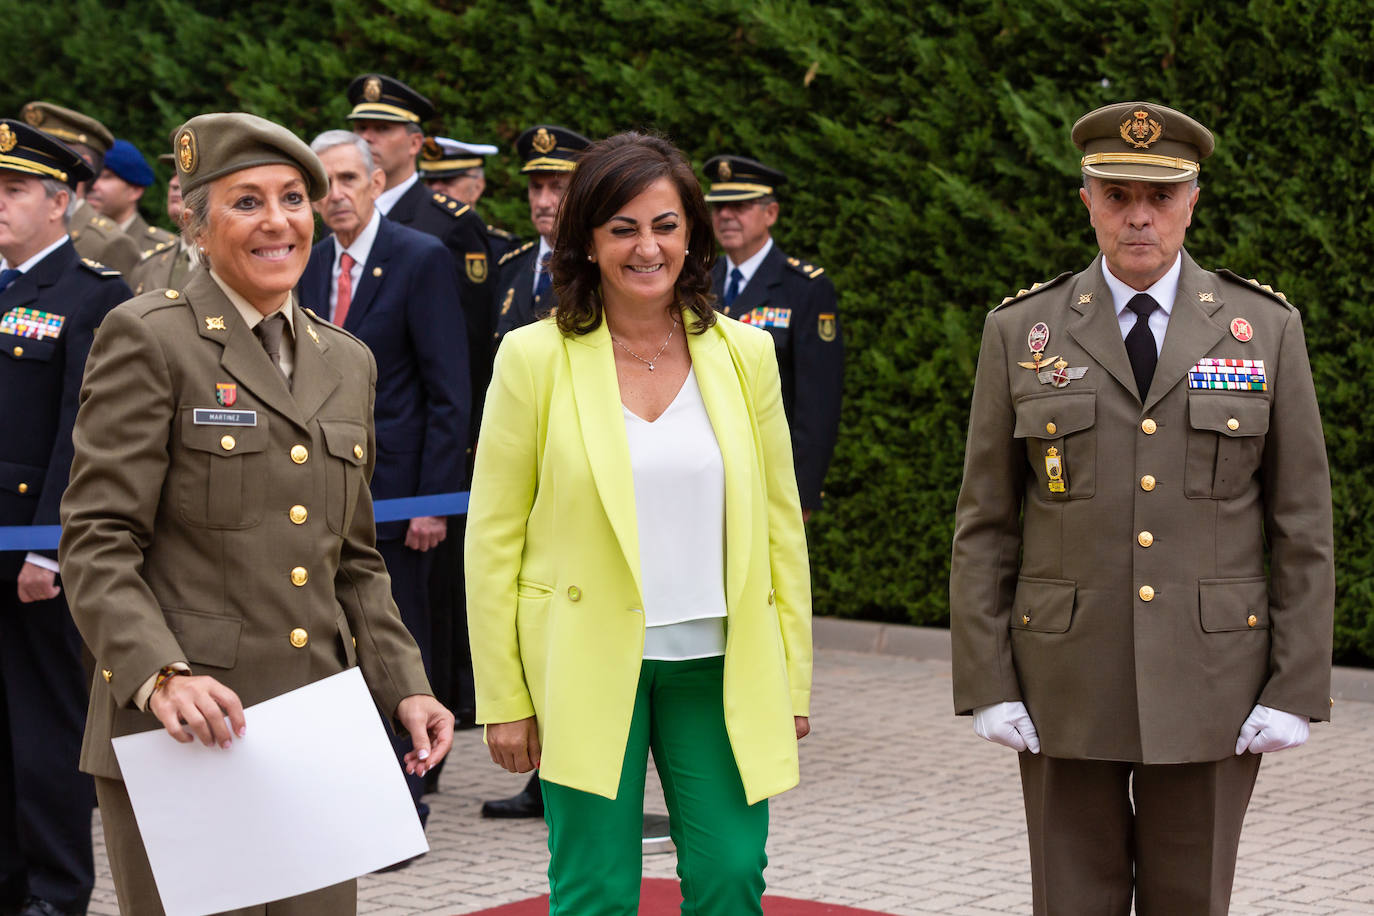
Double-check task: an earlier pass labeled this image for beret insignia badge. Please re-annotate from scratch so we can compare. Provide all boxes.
[719,160,733,180]
[177,129,198,175]
[363,77,382,102]
[1120,109,1164,149]
[532,128,556,154]
[21,104,42,127]
[0,125,15,154]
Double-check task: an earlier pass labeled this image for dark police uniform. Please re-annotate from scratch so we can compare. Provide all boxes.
[418,136,519,260]
[0,118,131,915]
[703,155,844,511]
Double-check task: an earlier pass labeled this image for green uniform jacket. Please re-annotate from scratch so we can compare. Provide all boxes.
[950,251,1334,764]
[69,200,140,275]
[59,268,432,780]
[124,212,177,256]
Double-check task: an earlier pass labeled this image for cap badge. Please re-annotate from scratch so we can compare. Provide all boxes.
[719,160,733,180]
[177,129,198,175]
[21,104,42,127]
[421,137,442,160]
[363,77,383,102]
[532,128,556,154]
[1120,109,1163,149]
[1230,317,1254,342]
[0,125,14,154]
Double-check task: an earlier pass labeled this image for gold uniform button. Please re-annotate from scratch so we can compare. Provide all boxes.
[164,289,179,299]
[289,628,308,648]
[290,445,308,464]
[567,585,581,601]
[289,505,308,524]
[220,435,236,451]
[290,566,308,587]
[353,444,364,460]
[101,668,113,683]
[1140,475,1156,492]
[1247,614,1258,628]
[1021,614,1031,625]
[1139,585,1155,602]
[1045,422,1057,435]
[16,483,27,494]
[1227,417,1240,431]
[12,346,22,357]
[1141,418,1158,435]
[1137,531,1154,548]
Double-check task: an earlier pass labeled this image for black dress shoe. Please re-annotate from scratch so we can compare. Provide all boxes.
[481,774,543,818]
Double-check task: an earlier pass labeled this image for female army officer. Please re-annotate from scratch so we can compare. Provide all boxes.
[58,112,453,915]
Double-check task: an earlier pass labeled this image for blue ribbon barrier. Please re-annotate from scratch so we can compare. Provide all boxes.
[0,491,470,552]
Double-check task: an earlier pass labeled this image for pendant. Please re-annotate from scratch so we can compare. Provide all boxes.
[648,363,656,371]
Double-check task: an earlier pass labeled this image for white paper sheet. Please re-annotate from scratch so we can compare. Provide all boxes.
[113,667,427,916]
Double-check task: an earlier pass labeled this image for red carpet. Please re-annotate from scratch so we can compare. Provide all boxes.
[466,877,897,914]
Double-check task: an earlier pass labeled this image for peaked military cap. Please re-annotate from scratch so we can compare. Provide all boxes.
[172,112,329,201]
[1072,101,1215,183]
[346,74,435,125]
[702,155,786,202]
[104,139,155,187]
[20,101,114,155]
[419,135,499,179]
[0,119,93,189]
[516,125,591,173]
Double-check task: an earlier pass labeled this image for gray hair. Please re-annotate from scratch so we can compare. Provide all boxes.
[180,183,211,251]
[41,178,73,226]
[310,130,375,173]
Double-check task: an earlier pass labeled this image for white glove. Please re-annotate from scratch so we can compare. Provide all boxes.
[1235,704,1309,755]
[973,701,1041,754]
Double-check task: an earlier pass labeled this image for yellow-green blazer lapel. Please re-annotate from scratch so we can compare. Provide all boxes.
[564,322,643,603]
[687,320,754,614]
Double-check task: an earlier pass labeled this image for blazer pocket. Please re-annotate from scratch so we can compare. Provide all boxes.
[1013,391,1096,500]
[1185,395,1270,499]
[336,612,358,667]
[1008,575,1077,634]
[1,334,58,363]
[319,419,368,535]
[176,411,270,529]
[1198,576,1269,632]
[162,606,242,669]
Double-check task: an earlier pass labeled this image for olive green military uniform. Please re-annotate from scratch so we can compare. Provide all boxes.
[128,238,194,295]
[69,199,140,274]
[124,211,177,252]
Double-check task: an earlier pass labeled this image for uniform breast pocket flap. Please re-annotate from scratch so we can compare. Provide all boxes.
[162,606,242,669]
[1,335,58,363]
[1009,575,1077,634]
[319,419,368,534]
[1013,391,1097,500]
[1185,395,1270,499]
[177,411,270,529]
[1198,576,1269,632]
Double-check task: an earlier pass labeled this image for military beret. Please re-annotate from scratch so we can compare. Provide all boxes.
[1072,101,1215,183]
[0,119,93,189]
[172,112,329,201]
[346,74,434,125]
[104,139,155,187]
[19,101,114,154]
[419,135,499,179]
[702,155,786,202]
[515,125,591,174]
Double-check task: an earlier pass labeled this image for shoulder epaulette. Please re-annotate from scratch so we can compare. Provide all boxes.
[498,239,536,267]
[92,215,116,231]
[487,224,517,240]
[139,240,175,261]
[1217,269,1292,307]
[994,271,1073,308]
[784,255,825,280]
[79,257,121,277]
[428,191,471,220]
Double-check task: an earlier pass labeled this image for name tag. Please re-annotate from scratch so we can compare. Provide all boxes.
[193,408,258,426]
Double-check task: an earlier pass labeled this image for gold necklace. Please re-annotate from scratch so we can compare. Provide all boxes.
[611,317,678,371]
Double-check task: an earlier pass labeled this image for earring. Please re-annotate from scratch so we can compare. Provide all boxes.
[685,248,690,255]
[587,254,594,262]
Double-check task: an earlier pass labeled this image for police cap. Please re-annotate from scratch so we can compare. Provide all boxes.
[346,74,435,125]
[515,125,591,174]
[702,155,786,203]
[0,119,93,189]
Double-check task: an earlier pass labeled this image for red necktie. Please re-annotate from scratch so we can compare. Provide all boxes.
[334,252,356,327]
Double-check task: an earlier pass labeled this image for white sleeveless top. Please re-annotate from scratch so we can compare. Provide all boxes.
[623,368,728,660]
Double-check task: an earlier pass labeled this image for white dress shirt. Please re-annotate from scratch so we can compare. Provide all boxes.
[328,209,381,319]
[532,236,554,295]
[1101,252,1182,355]
[375,171,418,217]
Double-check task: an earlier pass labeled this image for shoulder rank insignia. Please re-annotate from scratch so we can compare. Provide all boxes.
[500,287,515,316]
[785,256,825,279]
[996,271,1073,307]
[430,193,470,219]
[1217,269,1291,305]
[487,224,516,240]
[498,239,536,267]
[79,257,120,277]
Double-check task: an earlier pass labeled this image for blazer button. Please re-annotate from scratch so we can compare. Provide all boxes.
[1045,422,1057,435]
[16,483,27,494]
[567,586,581,601]
[1141,418,1158,435]
[289,628,309,648]
[1140,474,1156,492]
[101,668,113,683]
[291,566,309,586]
[289,505,308,524]
[1137,531,1154,548]
[220,435,236,451]
[1021,614,1031,625]
[1247,614,1258,628]
[1139,585,1155,602]
[1227,417,1240,431]
[353,444,364,460]
[12,346,22,357]
[290,445,309,464]
[767,588,776,605]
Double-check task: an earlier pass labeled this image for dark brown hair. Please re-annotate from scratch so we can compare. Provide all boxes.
[551,132,717,335]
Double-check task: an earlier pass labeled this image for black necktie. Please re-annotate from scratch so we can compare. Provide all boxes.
[1124,293,1158,400]
[723,267,743,309]
[255,314,290,389]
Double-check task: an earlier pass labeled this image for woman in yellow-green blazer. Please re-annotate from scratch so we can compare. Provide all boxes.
[466,133,811,915]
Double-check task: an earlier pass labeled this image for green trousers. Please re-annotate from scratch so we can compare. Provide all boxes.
[542,656,769,915]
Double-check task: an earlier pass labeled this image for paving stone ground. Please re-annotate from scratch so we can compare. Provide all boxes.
[88,649,1374,915]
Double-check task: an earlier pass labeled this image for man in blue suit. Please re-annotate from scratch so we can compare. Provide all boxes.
[299,130,469,839]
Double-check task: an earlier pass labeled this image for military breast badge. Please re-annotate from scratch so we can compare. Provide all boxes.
[215,383,237,407]
[1044,447,1066,493]
[1017,322,1059,373]
[1230,317,1253,342]
[1037,358,1089,389]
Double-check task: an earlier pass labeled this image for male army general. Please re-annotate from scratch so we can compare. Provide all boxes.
[950,102,1334,914]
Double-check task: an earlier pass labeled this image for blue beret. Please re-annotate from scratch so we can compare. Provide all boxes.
[104,139,155,187]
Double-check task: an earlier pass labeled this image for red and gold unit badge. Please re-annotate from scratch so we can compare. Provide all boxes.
[1230,317,1254,342]
[1120,109,1164,149]
[215,383,237,407]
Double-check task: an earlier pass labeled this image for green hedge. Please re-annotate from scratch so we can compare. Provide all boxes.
[6,0,1372,664]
